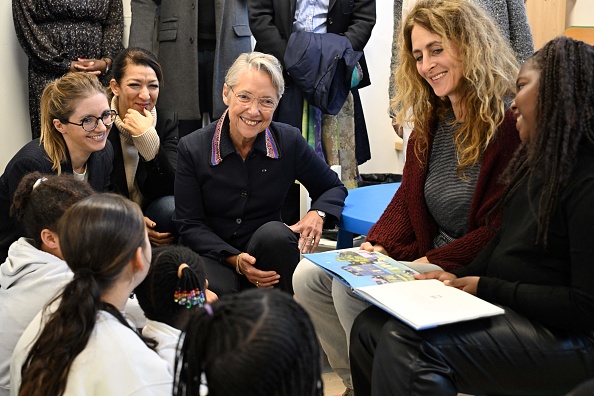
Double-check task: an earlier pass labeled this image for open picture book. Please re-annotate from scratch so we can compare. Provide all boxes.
[303,248,504,330]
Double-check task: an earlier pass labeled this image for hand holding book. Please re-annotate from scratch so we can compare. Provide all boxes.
[415,270,479,295]
[304,249,504,330]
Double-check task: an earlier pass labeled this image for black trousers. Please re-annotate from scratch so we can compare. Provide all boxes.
[200,221,299,296]
[350,306,594,396]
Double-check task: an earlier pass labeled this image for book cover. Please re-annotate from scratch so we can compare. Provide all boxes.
[303,248,418,289]
[304,249,505,330]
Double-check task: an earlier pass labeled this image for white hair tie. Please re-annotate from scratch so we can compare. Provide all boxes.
[32,177,48,190]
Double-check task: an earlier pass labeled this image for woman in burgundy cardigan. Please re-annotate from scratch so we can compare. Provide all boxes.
[292,1,522,394]
[366,112,519,271]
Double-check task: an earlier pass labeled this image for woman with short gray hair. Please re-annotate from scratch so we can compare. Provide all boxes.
[174,52,347,296]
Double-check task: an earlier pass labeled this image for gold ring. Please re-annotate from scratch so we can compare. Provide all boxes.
[256,281,259,287]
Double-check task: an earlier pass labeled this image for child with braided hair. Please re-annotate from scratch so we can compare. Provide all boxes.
[174,288,323,396]
[135,245,217,371]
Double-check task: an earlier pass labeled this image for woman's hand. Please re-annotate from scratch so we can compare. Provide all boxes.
[444,276,480,295]
[144,216,174,246]
[233,252,280,288]
[359,241,388,256]
[287,211,324,254]
[120,108,154,137]
[414,270,457,282]
[70,58,105,75]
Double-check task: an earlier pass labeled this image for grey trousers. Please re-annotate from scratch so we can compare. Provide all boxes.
[293,258,442,389]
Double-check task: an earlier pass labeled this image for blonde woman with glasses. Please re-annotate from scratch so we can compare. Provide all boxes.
[174,52,347,296]
[0,72,113,263]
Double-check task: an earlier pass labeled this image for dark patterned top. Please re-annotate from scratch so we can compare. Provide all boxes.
[12,0,123,138]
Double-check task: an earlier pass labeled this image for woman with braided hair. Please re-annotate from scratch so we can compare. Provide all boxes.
[174,289,323,396]
[135,245,217,371]
[349,35,594,395]
[10,194,171,396]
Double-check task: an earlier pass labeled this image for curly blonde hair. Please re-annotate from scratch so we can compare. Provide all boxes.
[394,0,518,174]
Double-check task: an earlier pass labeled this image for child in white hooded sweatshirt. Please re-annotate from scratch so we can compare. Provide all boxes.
[0,172,94,396]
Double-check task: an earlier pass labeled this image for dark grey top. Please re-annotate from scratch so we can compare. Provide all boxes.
[424,114,481,248]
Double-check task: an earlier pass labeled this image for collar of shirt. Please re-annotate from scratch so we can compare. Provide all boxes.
[293,0,330,33]
[210,109,281,166]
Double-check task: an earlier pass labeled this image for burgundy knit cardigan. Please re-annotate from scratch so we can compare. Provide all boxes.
[366,110,521,271]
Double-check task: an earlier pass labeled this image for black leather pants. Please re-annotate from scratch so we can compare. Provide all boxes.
[350,306,594,396]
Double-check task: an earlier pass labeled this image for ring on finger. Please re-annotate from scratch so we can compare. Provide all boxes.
[256,281,259,287]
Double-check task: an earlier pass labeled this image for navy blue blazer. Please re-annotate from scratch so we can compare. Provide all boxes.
[174,116,347,262]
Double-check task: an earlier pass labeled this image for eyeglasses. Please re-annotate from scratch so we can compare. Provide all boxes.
[229,87,278,110]
[63,110,117,132]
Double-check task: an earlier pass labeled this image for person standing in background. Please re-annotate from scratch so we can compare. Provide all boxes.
[128,0,252,138]
[390,0,533,156]
[12,0,123,139]
[248,0,375,224]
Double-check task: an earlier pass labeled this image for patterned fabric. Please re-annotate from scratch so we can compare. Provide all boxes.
[210,110,280,166]
[301,101,324,159]
[424,114,481,241]
[12,0,124,138]
[301,94,359,189]
[300,63,364,189]
[322,93,359,189]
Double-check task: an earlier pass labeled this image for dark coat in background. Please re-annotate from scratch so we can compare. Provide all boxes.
[248,0,375,165]
[284,31,363,115]
[128,0,252,122]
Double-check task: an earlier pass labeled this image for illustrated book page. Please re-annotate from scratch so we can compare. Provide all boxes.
[304,249,504,329]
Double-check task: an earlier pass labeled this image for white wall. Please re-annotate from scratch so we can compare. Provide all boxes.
[2,0,593,173]
[0,0,30,171]
[566,0,592,27]
[358,1,404,175]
